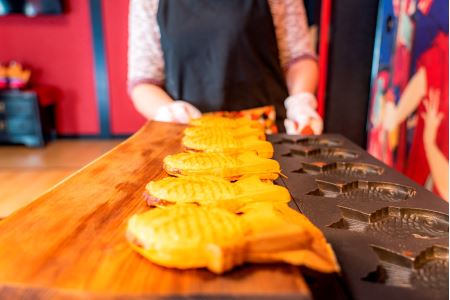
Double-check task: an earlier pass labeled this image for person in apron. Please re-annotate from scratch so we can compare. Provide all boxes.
[128,0,322,134]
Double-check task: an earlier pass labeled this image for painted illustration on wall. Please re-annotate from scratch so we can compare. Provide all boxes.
[368,0,448,201]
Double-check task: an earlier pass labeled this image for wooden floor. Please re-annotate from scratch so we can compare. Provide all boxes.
[0,139,124,219]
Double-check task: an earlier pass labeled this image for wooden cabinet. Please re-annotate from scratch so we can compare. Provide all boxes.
[0,90,55,147]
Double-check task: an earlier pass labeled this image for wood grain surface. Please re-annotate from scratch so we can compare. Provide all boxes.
[0,140,123,218]
[0,122,310,299]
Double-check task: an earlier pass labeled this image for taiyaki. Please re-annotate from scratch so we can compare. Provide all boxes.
[182,135,274,158]
[145,175,290,211]
[163,152,281,180]
[190,115,262,129]
[183,126,266,140]
[127,203,339,274]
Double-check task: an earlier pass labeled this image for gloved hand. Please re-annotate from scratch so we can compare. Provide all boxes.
[154,100,202,124]
[284,92,323,135]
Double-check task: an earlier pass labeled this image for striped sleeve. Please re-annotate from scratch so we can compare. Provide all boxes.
[268,0,317,71]
[127,0,164,93]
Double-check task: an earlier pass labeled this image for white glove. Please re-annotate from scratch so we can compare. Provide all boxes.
[284,92,323,135]
[154,100,202,124]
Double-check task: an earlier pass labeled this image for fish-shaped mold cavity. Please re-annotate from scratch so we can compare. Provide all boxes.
[328,206,448,239]
[307,180,415,203]
[293,162,384,179]
[363,245,449,297]
[284,146,359,160]
[274,136,343,147]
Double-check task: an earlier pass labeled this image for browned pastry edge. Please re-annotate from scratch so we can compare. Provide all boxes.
[183,146,202,152]
[163,164,183,175]
[163,163,277,181]
[125,230,143,248]
[143,191,174,207]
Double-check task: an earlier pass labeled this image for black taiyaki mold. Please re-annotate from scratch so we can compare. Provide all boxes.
[293,161,384,179]
[364,245,448,297]
[284,146,359,160]
[271,133,449,300]
[307,180,416,203]
[328,206,448,240]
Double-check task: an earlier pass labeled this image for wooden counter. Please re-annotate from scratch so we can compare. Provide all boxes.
[0,122,310,299]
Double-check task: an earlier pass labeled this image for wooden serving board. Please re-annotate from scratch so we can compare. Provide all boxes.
[0,122,310,299]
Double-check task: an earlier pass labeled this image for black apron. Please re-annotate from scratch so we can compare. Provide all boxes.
[157,0,289,122]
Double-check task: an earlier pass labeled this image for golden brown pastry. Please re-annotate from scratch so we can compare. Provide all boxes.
[127,203,340,274]
[145,175,290,211]
[182,134,274,158]
[163,152,281,180]
[184,126,265,140]
[190,115,263,129]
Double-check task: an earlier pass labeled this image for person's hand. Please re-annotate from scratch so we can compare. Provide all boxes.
[382,100,398,132]
[154,100,202,124]
[421,89,443,146]
[284,92,323,135]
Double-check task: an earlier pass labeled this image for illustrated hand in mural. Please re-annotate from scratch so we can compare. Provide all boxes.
[421,89,443,146]
[421,88,448,202]
[418,0,433,15]
[381,89,397,132]
[382,103,397,132]
[381,68,428,134]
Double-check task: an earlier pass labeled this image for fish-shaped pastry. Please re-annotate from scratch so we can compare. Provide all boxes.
[190,115,262,129]
[182,134,274,158]
[144,175,290,211]
[163,152,281,180]
[127,203,340,274]
[184,126,266,140]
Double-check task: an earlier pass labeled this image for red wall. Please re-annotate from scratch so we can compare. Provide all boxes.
[102,0,146,135]
[0,0,146,135]
[0,0,99,135]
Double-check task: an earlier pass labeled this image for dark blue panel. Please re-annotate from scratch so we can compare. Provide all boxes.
[89,0,111,138]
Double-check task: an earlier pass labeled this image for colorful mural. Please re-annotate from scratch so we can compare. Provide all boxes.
[368,0,448,201]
